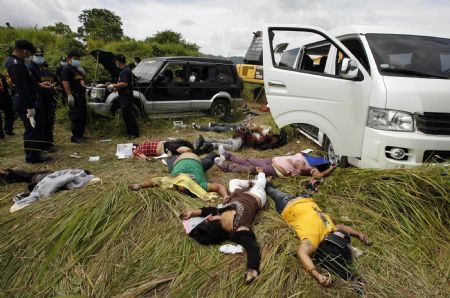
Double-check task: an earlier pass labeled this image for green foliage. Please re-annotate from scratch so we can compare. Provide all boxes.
[43,22,76,39]
[146,29,200,52]
[77,9,124,42]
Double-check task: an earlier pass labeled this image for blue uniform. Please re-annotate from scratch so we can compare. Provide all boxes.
[28,61,55,149]
[118,66,139,137]
[0,75,15,137]
[5,55,43,162]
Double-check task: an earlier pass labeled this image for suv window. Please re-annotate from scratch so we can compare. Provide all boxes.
[216,65,234,83]
[159,63,186,84]
[340,38,370,74]
[189,64,215,83]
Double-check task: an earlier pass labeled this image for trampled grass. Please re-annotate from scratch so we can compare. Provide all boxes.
[0,102,449,297]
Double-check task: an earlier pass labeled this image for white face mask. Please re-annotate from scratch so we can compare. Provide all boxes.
[33,55,45,65]
[61,61,67,66]
[71,59,81,67]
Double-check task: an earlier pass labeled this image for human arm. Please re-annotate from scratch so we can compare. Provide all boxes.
[230,230,261,283]
[128,179,156,191]
[8,64,35,109]
[179,208,203,220]
[207,182,229,201]
[311,165,337,178]
[298,239,332,286]
[335,224,372,246]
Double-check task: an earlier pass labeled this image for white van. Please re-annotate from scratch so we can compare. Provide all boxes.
[263,25,450,168]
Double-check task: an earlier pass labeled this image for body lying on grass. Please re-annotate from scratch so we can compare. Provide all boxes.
[215,148,336,178]
[132,138,213,160]
[129,152,228,199]
[265,183,373,294]
[180,168,268,283]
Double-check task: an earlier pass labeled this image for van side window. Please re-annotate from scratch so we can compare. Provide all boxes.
[189,64,215,83]
[216,65,234,83]
[269,29,355,79]
[340,38,371,74]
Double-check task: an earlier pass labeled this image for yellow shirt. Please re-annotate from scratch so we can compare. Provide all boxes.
[281,198,335,249]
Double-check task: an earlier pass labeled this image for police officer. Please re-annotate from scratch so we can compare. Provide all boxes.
[108,54,139,138]
[61,49,87,143]
[0,73,15,138]
[27,47,55,151]
[4,40,51,163]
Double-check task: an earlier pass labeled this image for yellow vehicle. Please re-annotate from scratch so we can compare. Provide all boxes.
[236,31,264,85]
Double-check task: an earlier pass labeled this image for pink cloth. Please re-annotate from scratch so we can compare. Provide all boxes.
[273,153,313,176]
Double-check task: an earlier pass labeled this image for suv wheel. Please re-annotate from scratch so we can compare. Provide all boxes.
[111,101,141,119]
[210,99,230,118]
[323,136,348,167]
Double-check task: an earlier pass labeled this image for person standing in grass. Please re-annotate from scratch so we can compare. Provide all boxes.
[265,183,372,294]
[61,49,88,144]
[108,54,139,139]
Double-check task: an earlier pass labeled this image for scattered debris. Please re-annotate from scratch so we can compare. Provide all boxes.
[116,143,134,159]
[88,156,100,162]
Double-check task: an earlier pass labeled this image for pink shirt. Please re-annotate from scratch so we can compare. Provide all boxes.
[273,153,313,176]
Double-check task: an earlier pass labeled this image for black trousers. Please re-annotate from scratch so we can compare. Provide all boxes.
[119,95,139,137]
[0,96,15,136]
[69,93,87,139]
[35,92,54,149]
[12,96,43,161]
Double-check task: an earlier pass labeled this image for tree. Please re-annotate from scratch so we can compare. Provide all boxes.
[43,22,75,38]
[77,9,123,42]
[145,29,199,52]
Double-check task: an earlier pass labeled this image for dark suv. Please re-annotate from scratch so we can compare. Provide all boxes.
[88,50,243,118]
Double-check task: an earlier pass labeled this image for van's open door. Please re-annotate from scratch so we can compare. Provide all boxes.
[263,25,372,157]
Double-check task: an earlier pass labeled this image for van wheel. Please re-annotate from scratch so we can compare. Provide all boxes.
[210,99,230,118]
[111,101,141,119]
[323,136,348,167]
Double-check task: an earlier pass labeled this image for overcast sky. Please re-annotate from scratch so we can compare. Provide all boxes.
[1,0,450,56]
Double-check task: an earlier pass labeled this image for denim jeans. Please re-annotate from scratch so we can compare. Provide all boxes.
[265,183,297,214]
[195,123,238,132]
[204,137,243,151]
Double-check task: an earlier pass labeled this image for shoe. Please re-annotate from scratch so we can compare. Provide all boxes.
[214,157,225,166]
[26,156,52,164]
[201,143,214,153]
[195,135,205,150]
[80,136,90,141]
[44,146,58,153]
[218,145,226,159]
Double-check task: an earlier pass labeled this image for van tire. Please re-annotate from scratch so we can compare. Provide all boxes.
[111,100,142,119]
[323,136,348,167]
[210,99,230,118]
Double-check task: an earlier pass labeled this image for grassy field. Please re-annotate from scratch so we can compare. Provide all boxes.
[0,100,449,297]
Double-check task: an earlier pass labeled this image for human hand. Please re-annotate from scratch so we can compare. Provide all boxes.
[315,272,332,286]
[244,269,258,283]
[26,108,36,117]
[128,183,141,191]
[67,94,75,107]
[255,167,264,173]
[39,81,52,89]
[358,233,373,246]
[28,116,36,128]
[179,211,192,220]
[223,195,231,203]
[107,84,115,92]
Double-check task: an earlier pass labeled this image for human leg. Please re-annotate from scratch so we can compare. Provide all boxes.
[265,183,296,213]
[200,152,219,171]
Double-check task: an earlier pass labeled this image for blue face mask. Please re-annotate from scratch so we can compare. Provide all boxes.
[71,59,81,67]
[33,55,45,65]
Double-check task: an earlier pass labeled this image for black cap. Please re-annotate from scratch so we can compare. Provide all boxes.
[67,49,82,59]
[115,53,126,64]
[15,40,35,52]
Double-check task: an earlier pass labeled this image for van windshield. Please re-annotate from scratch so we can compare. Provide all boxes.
[366,34,450,79]
[133,59,163,81]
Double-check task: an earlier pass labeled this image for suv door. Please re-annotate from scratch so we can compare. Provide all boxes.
[189,63,217,111]
[263,26,372,158]
[152,62,190,111]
